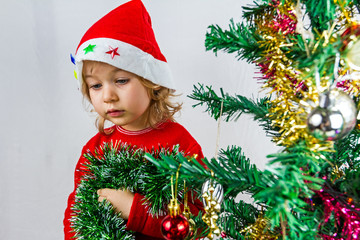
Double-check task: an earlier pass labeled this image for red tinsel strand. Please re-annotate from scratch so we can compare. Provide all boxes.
[268,8,297,35]
[336,80,351,91]
[316,189,360,240]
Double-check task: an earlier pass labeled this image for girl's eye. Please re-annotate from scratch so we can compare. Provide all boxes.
[90,83,102,90]
[116,79,129,85]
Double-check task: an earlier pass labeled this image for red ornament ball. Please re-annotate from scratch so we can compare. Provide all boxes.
[161,214,189,240]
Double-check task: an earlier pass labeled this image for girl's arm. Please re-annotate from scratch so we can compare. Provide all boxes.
[64,146,90,240]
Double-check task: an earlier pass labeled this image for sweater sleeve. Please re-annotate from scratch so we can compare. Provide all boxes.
[126,142,205,238]
[64,146,90,240]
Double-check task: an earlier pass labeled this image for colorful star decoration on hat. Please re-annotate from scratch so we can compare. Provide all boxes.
[106,46,120,59]
[70,54,76,65]
[83,44,96,54]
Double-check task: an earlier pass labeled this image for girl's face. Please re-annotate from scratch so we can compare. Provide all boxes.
[83,61,151,131]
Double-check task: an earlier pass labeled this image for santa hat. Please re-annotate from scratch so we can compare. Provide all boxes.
[72,0,174,89]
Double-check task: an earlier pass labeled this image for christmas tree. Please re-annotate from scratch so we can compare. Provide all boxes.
[147,0,360,239]
[72,0,360,239]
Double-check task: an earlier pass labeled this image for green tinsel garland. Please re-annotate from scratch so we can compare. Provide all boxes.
[70,142,196,239]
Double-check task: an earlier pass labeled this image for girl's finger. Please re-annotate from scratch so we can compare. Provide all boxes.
[98,196,104,202]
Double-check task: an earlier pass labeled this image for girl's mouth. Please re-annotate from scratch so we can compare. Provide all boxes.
[107,109,124,117]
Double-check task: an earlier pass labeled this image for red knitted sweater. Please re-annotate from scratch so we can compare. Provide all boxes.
[64,121,205,239]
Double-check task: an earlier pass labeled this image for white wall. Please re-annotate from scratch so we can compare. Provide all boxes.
[0,0,279,239]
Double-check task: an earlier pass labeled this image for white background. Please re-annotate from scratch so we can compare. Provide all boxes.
[0,0,279,239]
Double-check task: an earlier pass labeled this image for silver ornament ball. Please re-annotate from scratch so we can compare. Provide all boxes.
[307,107,344,141]
[307,89,357,141]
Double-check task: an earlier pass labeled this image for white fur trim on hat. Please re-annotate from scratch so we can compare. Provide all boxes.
[75,38,175,90]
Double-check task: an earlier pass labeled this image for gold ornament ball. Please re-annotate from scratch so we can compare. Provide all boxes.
[347,39,360,70]
[341,24,360,70]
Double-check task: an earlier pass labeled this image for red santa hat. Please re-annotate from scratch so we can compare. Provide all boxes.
[72,0,174,89]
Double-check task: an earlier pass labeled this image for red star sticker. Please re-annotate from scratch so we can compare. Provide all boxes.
[106,46,120,59]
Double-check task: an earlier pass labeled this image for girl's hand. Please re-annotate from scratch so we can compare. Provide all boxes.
[97,188,134,219]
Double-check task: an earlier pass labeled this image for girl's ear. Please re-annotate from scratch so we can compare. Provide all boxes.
[153,85,161,91]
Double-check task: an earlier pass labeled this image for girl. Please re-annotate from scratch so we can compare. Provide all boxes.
[64,0,205,239]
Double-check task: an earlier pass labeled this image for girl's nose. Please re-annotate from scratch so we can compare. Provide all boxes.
[103,85,118,103]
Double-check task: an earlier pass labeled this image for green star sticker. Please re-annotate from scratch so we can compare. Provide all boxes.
[83,44,96,54]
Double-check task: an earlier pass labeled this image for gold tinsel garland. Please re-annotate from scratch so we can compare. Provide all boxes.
[240,215,280,240]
